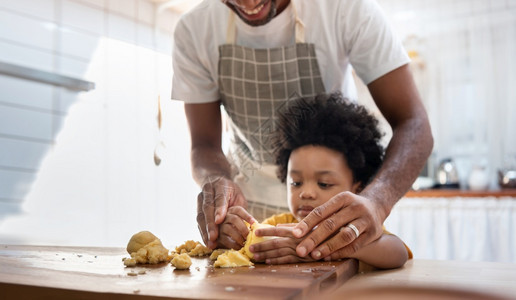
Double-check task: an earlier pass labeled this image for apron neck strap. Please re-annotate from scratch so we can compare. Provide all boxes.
[292,2,305,44]
[226,11,236,44]
[226,1,305,44]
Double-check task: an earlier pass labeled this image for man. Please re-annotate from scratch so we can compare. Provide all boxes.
[172,0,433,261]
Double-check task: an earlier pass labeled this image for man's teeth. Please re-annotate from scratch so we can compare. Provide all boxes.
[242,3,264,15]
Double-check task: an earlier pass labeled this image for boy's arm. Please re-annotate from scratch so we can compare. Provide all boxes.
[348,234,409,269]
[249,225,317,264]
[248,226,409,268]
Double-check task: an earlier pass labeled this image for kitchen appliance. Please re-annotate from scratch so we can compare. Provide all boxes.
[412,176,435,190]
[468,165,489,191]
[435,158,460,188]
[498,168,516,188]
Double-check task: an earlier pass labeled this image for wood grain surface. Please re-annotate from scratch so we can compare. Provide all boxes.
[0,245,358,300]
[329,259,516,300]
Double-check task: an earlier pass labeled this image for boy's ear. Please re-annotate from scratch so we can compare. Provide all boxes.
[351,181,363,193]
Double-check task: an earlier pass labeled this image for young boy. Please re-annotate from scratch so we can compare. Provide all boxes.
[219,93,411,269]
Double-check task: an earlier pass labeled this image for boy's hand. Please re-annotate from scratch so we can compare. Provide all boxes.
[217,206,256,249]
[248,224,317,264]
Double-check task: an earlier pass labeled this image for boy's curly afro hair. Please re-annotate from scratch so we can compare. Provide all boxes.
[273,92,384,189]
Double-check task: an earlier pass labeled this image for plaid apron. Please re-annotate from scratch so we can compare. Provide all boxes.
[218,4,325,221]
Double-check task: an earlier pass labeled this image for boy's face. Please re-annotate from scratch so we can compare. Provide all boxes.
[287,145,360,221]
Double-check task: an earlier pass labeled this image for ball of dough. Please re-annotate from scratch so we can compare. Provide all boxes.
[124,231,170,266]
[127,231,158,254]
[243,223,276,260]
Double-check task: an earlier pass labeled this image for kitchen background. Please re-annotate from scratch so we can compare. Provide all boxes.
[0,0,515,262]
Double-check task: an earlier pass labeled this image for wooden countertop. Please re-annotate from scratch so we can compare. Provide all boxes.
[405,188,516,198]
[2,245,515,299]
[0,245,357,300]
[329,259,516,299]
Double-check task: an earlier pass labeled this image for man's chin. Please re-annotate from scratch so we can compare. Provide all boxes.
[232,0,277,27]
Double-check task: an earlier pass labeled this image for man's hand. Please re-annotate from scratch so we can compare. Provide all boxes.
[291,191,385,260]
[196,176,255,249]
[248,224,317,264]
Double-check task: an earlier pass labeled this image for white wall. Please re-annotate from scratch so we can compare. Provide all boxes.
[0,0,200,248]
[371,0,516,187]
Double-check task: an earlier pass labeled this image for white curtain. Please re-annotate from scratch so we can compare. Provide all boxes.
[385,197,516,263]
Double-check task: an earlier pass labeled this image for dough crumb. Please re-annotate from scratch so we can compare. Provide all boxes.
[189,243,212,256]
[123,257,137,267]
[175,240,212,257]
[213,249,253,268]
[209,249,228,260]
[175,240,197,253]
[171,253,192,269]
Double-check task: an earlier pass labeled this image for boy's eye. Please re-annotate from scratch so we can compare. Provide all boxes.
[318,182,333,188]
[290,181,302,187]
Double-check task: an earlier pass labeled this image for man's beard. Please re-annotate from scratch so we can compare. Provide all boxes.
[233,0,277,27]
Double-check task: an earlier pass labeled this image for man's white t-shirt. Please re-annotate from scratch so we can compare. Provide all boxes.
[172,0,409,104]
[172,0,410,207]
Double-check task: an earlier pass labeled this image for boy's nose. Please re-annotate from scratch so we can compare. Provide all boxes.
[299,189,316,199]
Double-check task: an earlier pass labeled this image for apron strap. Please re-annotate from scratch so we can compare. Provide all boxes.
[226,1,305,45]
[226,11,236,44]
[291,2,305,43]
